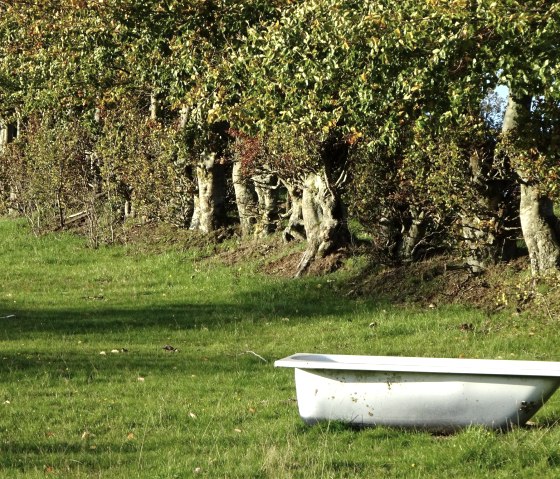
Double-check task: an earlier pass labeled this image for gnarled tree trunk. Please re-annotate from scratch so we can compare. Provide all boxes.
[378,206,428,262]
[296,170,349,276]
[190,151,227,234]
[0,121,8,152]
[398,206,427,262]
[456,126,519,272]
[503,94,560,275]
[189,122,229,234]
[282,180,306,242]
[519,184,560,274]
[232,163,280,239]
[0,121,17,147]
[232,160,257,237]
[461,183,518,273]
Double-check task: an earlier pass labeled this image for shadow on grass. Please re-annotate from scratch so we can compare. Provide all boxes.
[1,302,232,336]
[0,279,380,337]
[0,346,272,380]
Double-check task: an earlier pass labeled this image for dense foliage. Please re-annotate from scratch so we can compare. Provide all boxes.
[1,0,559,274]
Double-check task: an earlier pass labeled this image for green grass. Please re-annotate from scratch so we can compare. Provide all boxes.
[1,218,559,478]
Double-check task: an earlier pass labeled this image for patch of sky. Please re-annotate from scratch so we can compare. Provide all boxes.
[482,83,509,130]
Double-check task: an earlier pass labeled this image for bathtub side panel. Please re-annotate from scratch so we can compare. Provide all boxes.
[293,368,560,430]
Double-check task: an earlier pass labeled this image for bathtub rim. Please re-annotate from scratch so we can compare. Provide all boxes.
[274,353,560,377]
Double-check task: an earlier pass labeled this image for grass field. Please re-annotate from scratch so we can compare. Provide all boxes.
[1,218,560,478]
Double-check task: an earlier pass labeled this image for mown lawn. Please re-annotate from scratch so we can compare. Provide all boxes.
[1,219,559,478]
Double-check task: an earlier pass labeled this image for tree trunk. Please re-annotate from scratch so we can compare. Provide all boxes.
[503,94,560,274]
[190,151,226,234]
[461,216,500,273]
[124,200,134,219]
[149,92,159,121]
[232,160,257,237]
[282,180,306,242]
[398,206,426,262]
[1,119,18,216]
[0,120,17,151]
[461,180,519,273]
[377,206,428,262]
[0,121,7,153]
[253,172,277,238]
[232,163,278,238]
[189,121,230,234]
[189,194,201,231]
[296,170,349,276]
[519,184,560,274]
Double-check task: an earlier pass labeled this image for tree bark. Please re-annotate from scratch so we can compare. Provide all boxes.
[1,119,18,216]
[253,172,277,237]
[296,170,349,276]
[149,92,159,121]
[503,94,560,275]
[461,179,518,273]
[232,160,257,237]
[0,121,7,153]
[519,184,560,274]
[190,151,227,234]
[184,120,229,234]
[0,119,17,151]
[189,194,201,231]
[282,180,306,242]
[377,206,428,262]
[398,206,426,262]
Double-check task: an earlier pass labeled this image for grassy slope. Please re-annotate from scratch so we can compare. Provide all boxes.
[0,219,559,478]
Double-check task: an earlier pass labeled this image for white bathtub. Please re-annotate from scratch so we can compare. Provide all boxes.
[275,353,560,431]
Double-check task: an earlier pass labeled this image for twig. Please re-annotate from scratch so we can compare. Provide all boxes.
[241,351,268,363]
[542,298,555,323]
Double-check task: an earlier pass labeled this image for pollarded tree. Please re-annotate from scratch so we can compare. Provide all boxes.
[486,0,560,275]
[233,0,395,273]
[1,0,290,235]
[234,0,522,271]
[407,0,560,274]
[163,0,288,235]
[228,131,282,239]
[398,0,560,275]
[349,0,522,269]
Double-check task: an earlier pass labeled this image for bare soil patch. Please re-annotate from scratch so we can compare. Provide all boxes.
[260,250,346,277]
[343,254,558,316]
[216,237,290,266]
